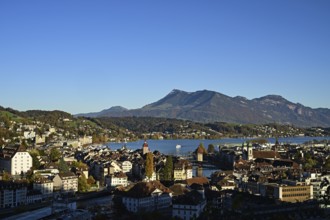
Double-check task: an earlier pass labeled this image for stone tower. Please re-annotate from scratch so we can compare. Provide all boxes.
[142,140,149,155]
[247,142,253,161]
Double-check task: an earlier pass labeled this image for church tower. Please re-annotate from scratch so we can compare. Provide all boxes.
[142,140,149,155]
[247,142,253,161]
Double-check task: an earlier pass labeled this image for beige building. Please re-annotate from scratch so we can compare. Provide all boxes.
[53,172,78,192]
[279,185,313,202]
[79,136,93,146]
[261,183,313,203]
[173,160,193,181]
[196,145,204,162]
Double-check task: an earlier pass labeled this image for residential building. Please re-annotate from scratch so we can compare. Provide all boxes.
[121,181,172,213]
[143,171,157,181]
[105,172,128,187]
[0,145,32,175]
[79,135,93,146]
[26,190,43,204]
[33,177,54,197]
[173,160,193,181]
[23,131,36,139]
[35,135,46,145]
[0,181,27,208]
[260,183,313,203]
[172,190,206,220]
[121,161,132,174]
[53,172,78,192]
[111,161,122,173]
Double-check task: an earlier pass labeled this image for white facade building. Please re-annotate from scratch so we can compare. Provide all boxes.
[0,181,27,208]
[23,131,36,139]
[110,161,122,173]
[121,161,132,174]
[0,145,33,175]
[172,190,206,220]
[122,181,172,213]
[105,172,128,187]
[33,178,54,196]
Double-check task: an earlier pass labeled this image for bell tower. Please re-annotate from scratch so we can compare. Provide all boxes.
[142,140,149,155]
[247,142,253,160]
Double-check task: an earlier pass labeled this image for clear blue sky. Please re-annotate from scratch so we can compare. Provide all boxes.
[1,0,329,114]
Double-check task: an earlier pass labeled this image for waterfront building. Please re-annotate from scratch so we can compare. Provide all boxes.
[173,160,193,181]
[142,141,149,155]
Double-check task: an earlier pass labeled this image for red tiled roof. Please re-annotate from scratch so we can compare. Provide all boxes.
[197,146,204,154]
[185,177,209,186]
[114,172,127,178]
[124,181,172,198]
[253,150,281,159]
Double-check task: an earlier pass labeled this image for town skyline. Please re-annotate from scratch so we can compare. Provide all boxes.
[1,0,330,114]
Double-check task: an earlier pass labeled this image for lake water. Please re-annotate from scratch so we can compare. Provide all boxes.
[106,136,330,178]
[107,136,330,156]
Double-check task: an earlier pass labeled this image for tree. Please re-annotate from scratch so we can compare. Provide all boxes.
[49,148,61,162]
[305,158,317,169]
[87,175,96,185]
[29,149,41,170]
[58,158,70,173]
[145,152,154,180]
[207,144,215,154]
[324,157,330,170]
[275,137,280,146]
[72,161,88,170]
[78,173,90,192]
[162,156,173,181]
[2,171,11,181]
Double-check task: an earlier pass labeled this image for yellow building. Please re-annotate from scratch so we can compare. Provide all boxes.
[261,183,313,203]
[279,185,313,203]
[173,160,192,181]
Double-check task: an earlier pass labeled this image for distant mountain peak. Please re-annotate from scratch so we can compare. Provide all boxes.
[169,89,187,95]
[107,106,128,111]
[262,94,285,100]
[234,96,248,100]
[76,89,330,127]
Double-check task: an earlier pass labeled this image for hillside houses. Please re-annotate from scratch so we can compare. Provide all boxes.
[0,113,330,219]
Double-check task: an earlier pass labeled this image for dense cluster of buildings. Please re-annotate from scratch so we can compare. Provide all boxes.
[0,119,330,219]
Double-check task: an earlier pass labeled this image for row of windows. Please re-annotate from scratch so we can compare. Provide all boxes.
[283,193,309,197]
[283,188,309,192]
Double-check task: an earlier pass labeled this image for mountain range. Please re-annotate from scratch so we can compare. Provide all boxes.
[77,89,330,127]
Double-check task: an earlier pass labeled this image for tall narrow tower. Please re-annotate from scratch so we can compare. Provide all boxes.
[247,142,253,161]
[142,140,149,155]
